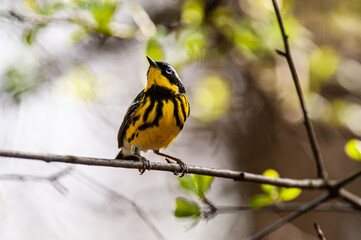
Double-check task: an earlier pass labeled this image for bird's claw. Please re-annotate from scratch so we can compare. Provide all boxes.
[173,160,188,177]
[138,157,151,175]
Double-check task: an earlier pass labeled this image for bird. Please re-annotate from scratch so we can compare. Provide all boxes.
[116,56,190,175]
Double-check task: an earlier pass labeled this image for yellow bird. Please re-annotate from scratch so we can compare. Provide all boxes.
[116,56,190,174]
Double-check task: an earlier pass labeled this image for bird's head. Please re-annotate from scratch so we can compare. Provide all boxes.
[146,56,185,94]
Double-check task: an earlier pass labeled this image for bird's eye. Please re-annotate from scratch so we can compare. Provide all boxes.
[165,67,173,74]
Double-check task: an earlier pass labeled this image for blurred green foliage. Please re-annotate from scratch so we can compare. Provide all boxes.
[24,24,47,45]
[250,169,301,209]
[309,46,340,90]
[76,0,119,36]
[57,64,98,101]
[146,38,164,61]
[174,174,214,226]
[0,0,359,142]
[26,0,65,15]
[192,75,231,122]
[2,65,43,103]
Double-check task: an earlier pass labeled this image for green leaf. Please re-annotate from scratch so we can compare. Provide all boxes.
[261,169,279,196]
[179,27,207,59]
[92,3,117,35]
[41,3,65,15]
[181,0,204,27]
[146,38,164,61]
[194,175,214,198]
[71,27,90,43]
[2,65,43,103]
[25,0,65,15]
[309,47,340,87]
[344,139,361,161]
[279,187,302,201]
[178,175,198,195]
[23,24,46,45]
[249,194,274,209]
[174,198,200,218]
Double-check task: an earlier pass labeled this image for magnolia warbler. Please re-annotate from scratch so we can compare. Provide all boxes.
[116,56,190,174]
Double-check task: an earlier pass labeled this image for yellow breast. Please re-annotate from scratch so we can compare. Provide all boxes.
[124,94,189,152]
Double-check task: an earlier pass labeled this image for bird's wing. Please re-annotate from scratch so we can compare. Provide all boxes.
[117,90,145,148]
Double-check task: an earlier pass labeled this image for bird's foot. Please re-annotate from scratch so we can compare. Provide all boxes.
[165,158,188,177]
[138,157,151,175]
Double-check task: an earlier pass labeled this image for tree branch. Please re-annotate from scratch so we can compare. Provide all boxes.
[332,168,361,187]
[0,149,327,188]
[0,10,134,39]
[69,169,165,240]
[314,223,327,240]
[0,167,72,194]
[216,202,356,213]
[249,193,331,240]
[339,188,361,209]
[271,0,328,180]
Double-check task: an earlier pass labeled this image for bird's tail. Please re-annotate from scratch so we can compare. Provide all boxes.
[115,149,139,160]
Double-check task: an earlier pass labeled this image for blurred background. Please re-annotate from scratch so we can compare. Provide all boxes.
[0,0,360,239]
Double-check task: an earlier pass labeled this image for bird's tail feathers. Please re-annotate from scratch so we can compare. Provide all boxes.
[115,149,139,160]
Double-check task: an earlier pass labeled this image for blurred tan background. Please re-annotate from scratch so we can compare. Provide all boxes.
[0,0,360,239]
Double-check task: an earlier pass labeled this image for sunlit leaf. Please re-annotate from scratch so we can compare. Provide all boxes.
[57,64,97,101]
[25,0,41,12]
[40,2,65,15]
[279,187,302,201]
[192,75,231,122]
[178,175,198,195]
[25,0,65,15]
[92,3,117,35]
[249,194,273,209]
[146,38,164,61]
[71,27,90,43]
[344,139,361,161]
[174,198,200,218]
[181,0,204,27]
[194,175,214,198]
[309,47,340,88]
[261,169,279,197]
[179,27,207,59]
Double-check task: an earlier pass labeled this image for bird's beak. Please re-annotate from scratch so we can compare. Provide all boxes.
[147,56,159,69]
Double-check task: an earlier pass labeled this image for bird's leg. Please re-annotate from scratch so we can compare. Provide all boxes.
[153,150,188,177]
[132,146,151,175]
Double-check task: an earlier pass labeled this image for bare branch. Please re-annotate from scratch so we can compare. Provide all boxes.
[333,168,361,187]
[249,193,330,240]
[69,170,165,240]
[0,167,71,194]
[216,202,356,213]
[314,223,327,240]
[271,0,328,180]
[0,150,327,189]
[0,10,134,39]
[339,188,361,209]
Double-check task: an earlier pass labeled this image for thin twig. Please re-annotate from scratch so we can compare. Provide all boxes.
[0,150,327,188]
[272,0,328,180]
[314,223,326,240]
[333,168,361,187]
[216,202,356,213]
[339,188,361,209]
[249,193,331,240]
[0,167,71,194]
[69,170,165,240]
[0,10,134,39]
